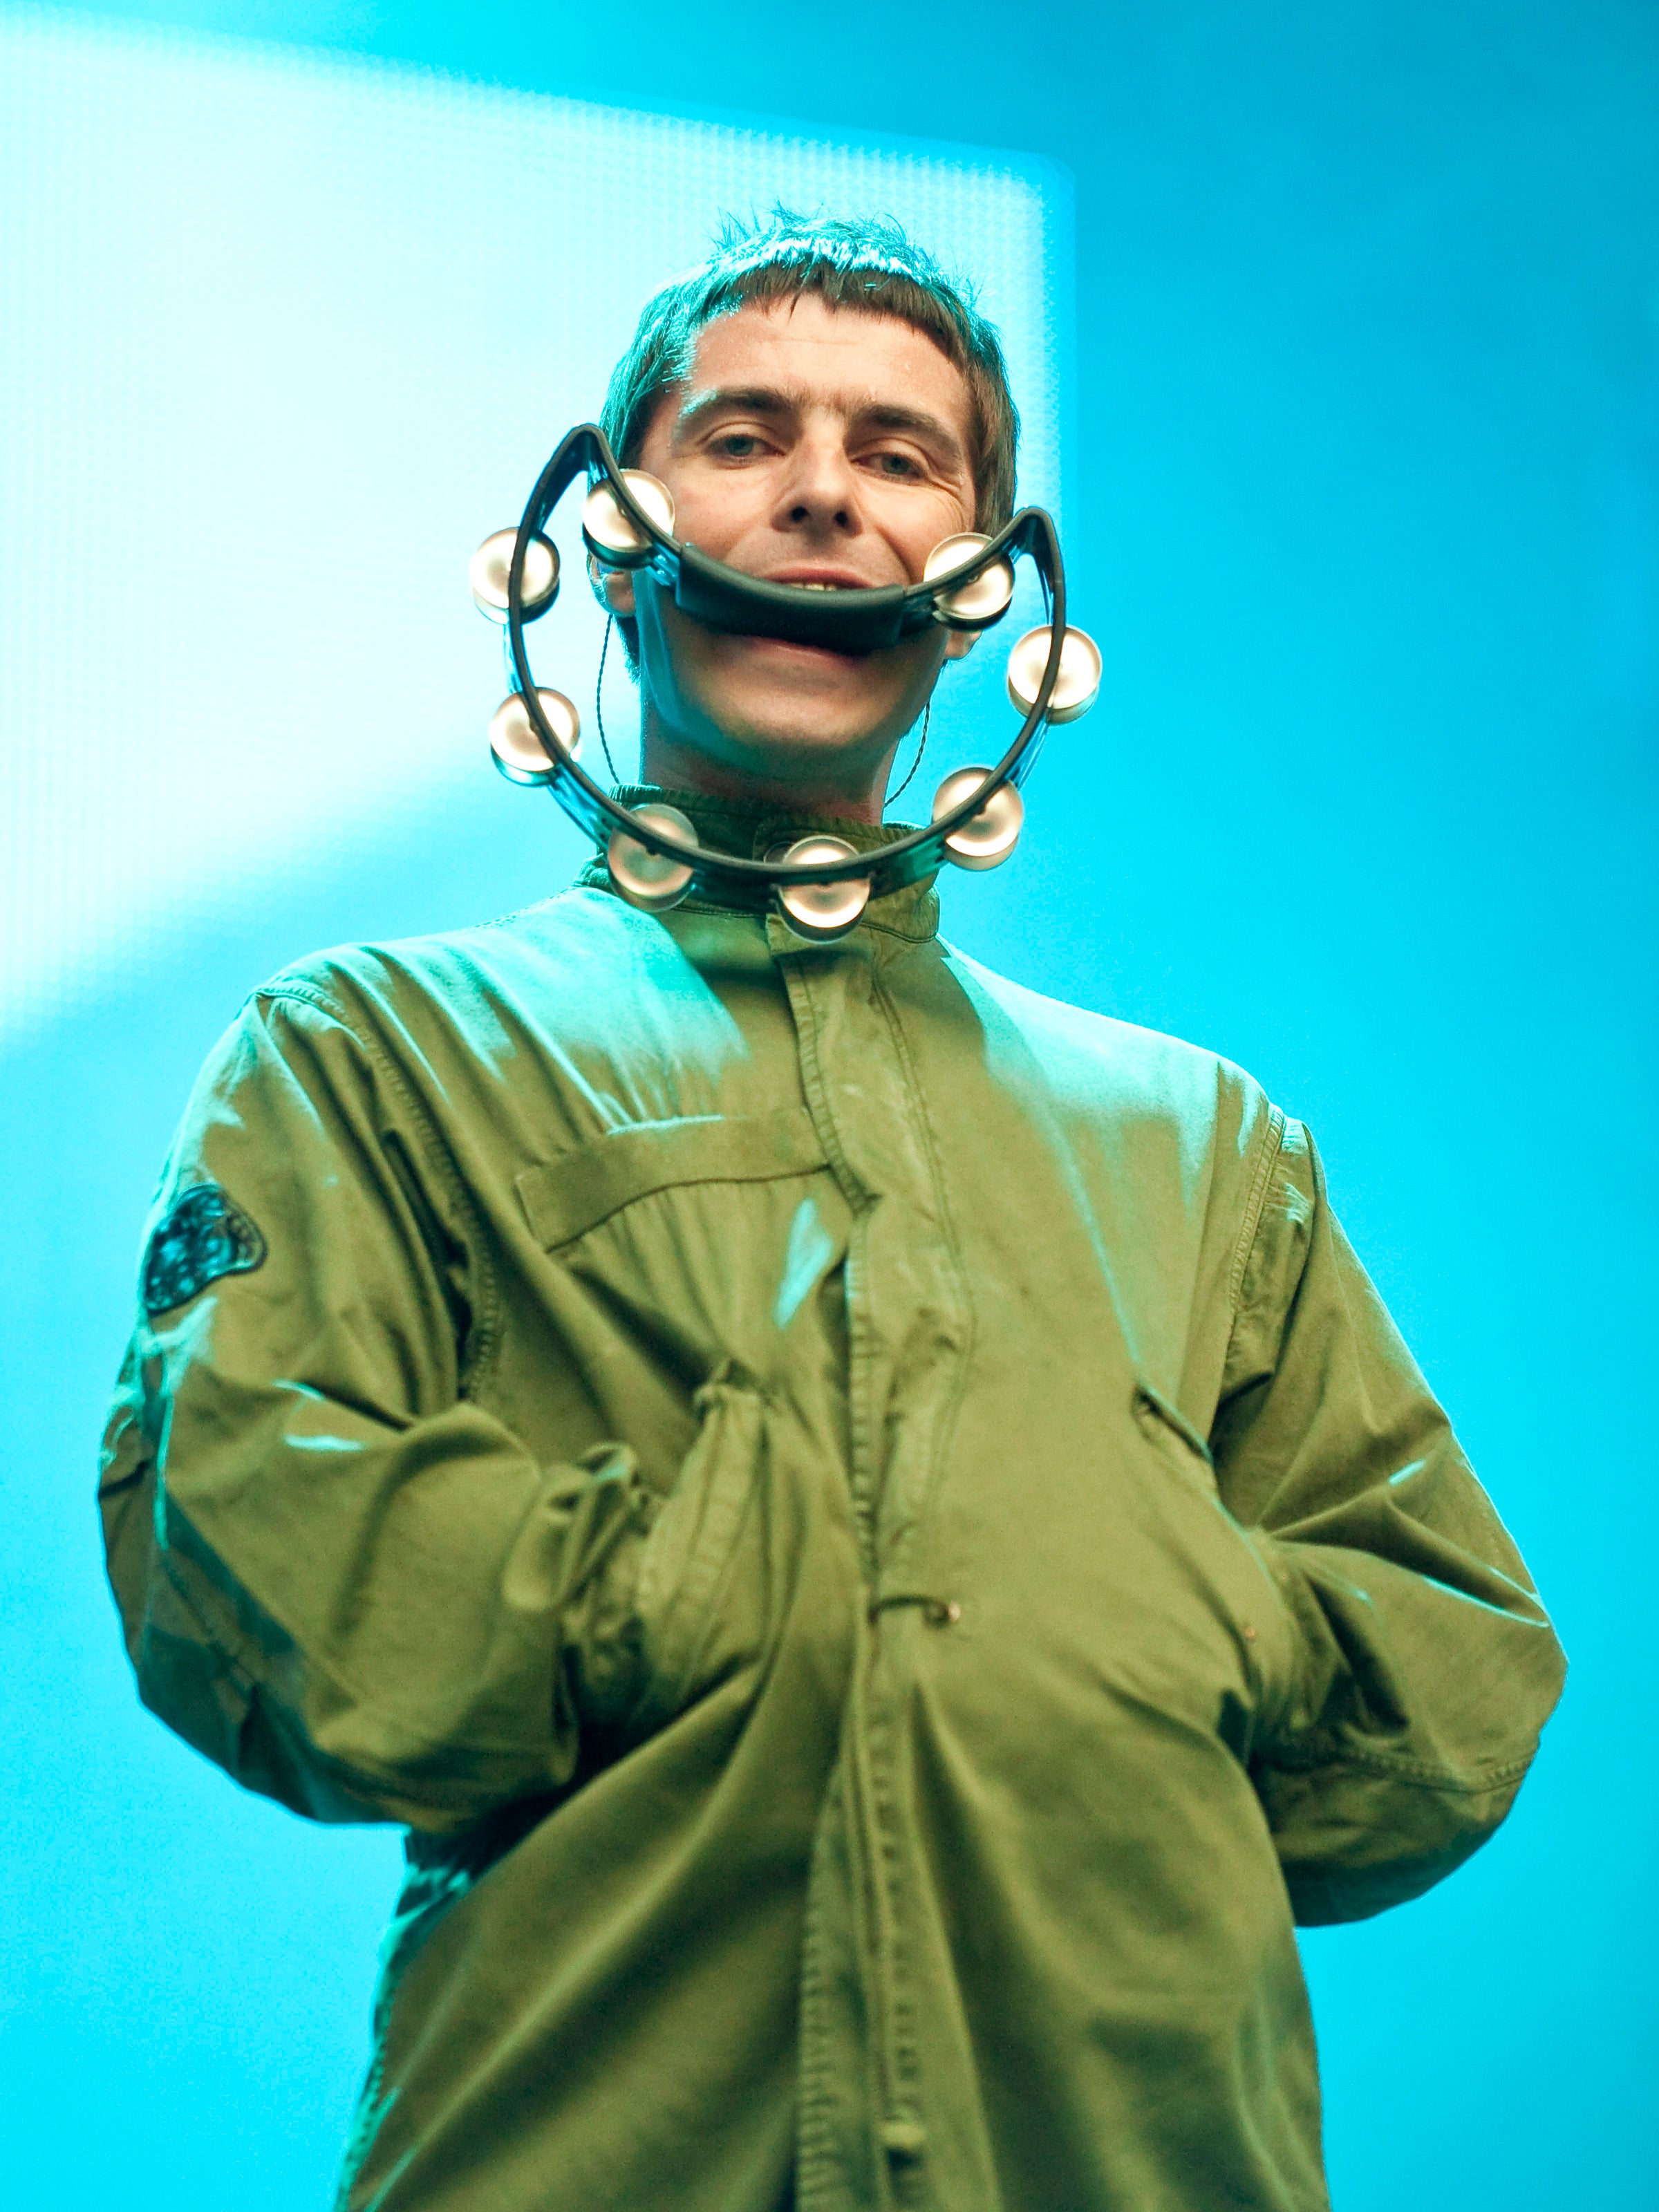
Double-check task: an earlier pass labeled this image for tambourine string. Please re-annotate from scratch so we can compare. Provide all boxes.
[594,616,623,789]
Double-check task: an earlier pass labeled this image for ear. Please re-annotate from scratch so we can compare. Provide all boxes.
[943,627,980,662]
[587,554,637,619]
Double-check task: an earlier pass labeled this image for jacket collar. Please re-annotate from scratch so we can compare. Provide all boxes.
[577,784,941,944]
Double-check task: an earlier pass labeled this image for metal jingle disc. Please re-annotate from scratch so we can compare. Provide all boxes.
[1005,624,1103,724]
[489,688,580,786]
[932,767,1024,871]
[924,533,1016,630]
[607,802,698,914]
[775,836,872,942]
[585,550,630,612]
[581,471,676,570]
[471,529,559,622]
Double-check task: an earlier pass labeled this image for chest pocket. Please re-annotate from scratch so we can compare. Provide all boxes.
[518,1112,853,1735]
[516,1107,829,1248]
[515,1107,851,1370]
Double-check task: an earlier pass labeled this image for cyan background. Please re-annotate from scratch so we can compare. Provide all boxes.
[2,3,1653,2206]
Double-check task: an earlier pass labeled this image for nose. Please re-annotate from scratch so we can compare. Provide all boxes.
[772,427,863,538]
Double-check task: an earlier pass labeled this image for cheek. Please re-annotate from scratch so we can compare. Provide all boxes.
[880,498,978,586]
[661,474,765,561]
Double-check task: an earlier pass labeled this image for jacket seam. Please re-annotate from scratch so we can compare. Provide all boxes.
[871,963,978,1526]
[1225,1101,1288,1315]
[1262,1742,1536,1791]
[865,964,977,2128]
[253,980,505,1400]
[154,1534,263,1688]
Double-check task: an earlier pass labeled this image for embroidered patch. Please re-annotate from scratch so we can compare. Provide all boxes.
[141,1183,268,1315]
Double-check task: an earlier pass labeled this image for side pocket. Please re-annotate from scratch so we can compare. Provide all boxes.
[630,1361,772,1734]
[1131,1378,1302,1752]
[1132,1380,1219,1485]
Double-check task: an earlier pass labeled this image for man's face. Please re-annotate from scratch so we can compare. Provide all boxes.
[614,294,980,816]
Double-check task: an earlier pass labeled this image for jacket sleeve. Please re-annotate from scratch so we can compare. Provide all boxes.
[1210,1114,1566,1925]
[97,986,654,1834]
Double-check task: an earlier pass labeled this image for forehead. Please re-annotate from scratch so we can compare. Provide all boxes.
[681,294,973,433]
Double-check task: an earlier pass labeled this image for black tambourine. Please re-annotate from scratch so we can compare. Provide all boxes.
[469,423,1100,941]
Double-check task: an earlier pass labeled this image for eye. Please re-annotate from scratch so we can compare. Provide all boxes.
[711,431,766,460]
[869,449,924,479]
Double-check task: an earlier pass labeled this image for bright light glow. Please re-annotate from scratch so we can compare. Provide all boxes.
[0,7,1060,1035]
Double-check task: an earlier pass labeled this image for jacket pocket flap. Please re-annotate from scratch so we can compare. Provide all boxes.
[517,1107,830,1250]
[1132,1377,1217,1470]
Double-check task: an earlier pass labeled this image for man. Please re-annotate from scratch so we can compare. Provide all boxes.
[100,212,1564,2212]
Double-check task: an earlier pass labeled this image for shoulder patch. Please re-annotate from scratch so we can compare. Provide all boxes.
[142,1183,268,1315]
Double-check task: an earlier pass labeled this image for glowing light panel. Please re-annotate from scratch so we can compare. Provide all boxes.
[0,6,1062,1035]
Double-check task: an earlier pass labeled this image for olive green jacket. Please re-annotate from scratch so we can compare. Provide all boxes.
[100,789,1564,2212]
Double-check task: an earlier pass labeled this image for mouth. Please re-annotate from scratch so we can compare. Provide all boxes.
[700,566,894,667]
[763,568,879,593]
[738,630,865,668]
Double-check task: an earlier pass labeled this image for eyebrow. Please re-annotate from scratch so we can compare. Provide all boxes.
[673,384,968,470]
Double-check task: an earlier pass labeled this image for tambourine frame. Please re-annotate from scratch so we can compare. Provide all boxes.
[505,422,1069,903]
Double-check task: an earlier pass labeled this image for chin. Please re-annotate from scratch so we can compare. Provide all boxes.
[711,638,920,720]
[701,686,908,769]
[722,732,892,795]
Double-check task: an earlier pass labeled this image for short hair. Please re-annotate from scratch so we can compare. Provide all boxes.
[600,208,1020,534]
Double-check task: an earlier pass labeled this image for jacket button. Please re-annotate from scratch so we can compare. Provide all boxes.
[881,2120,928,2160]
